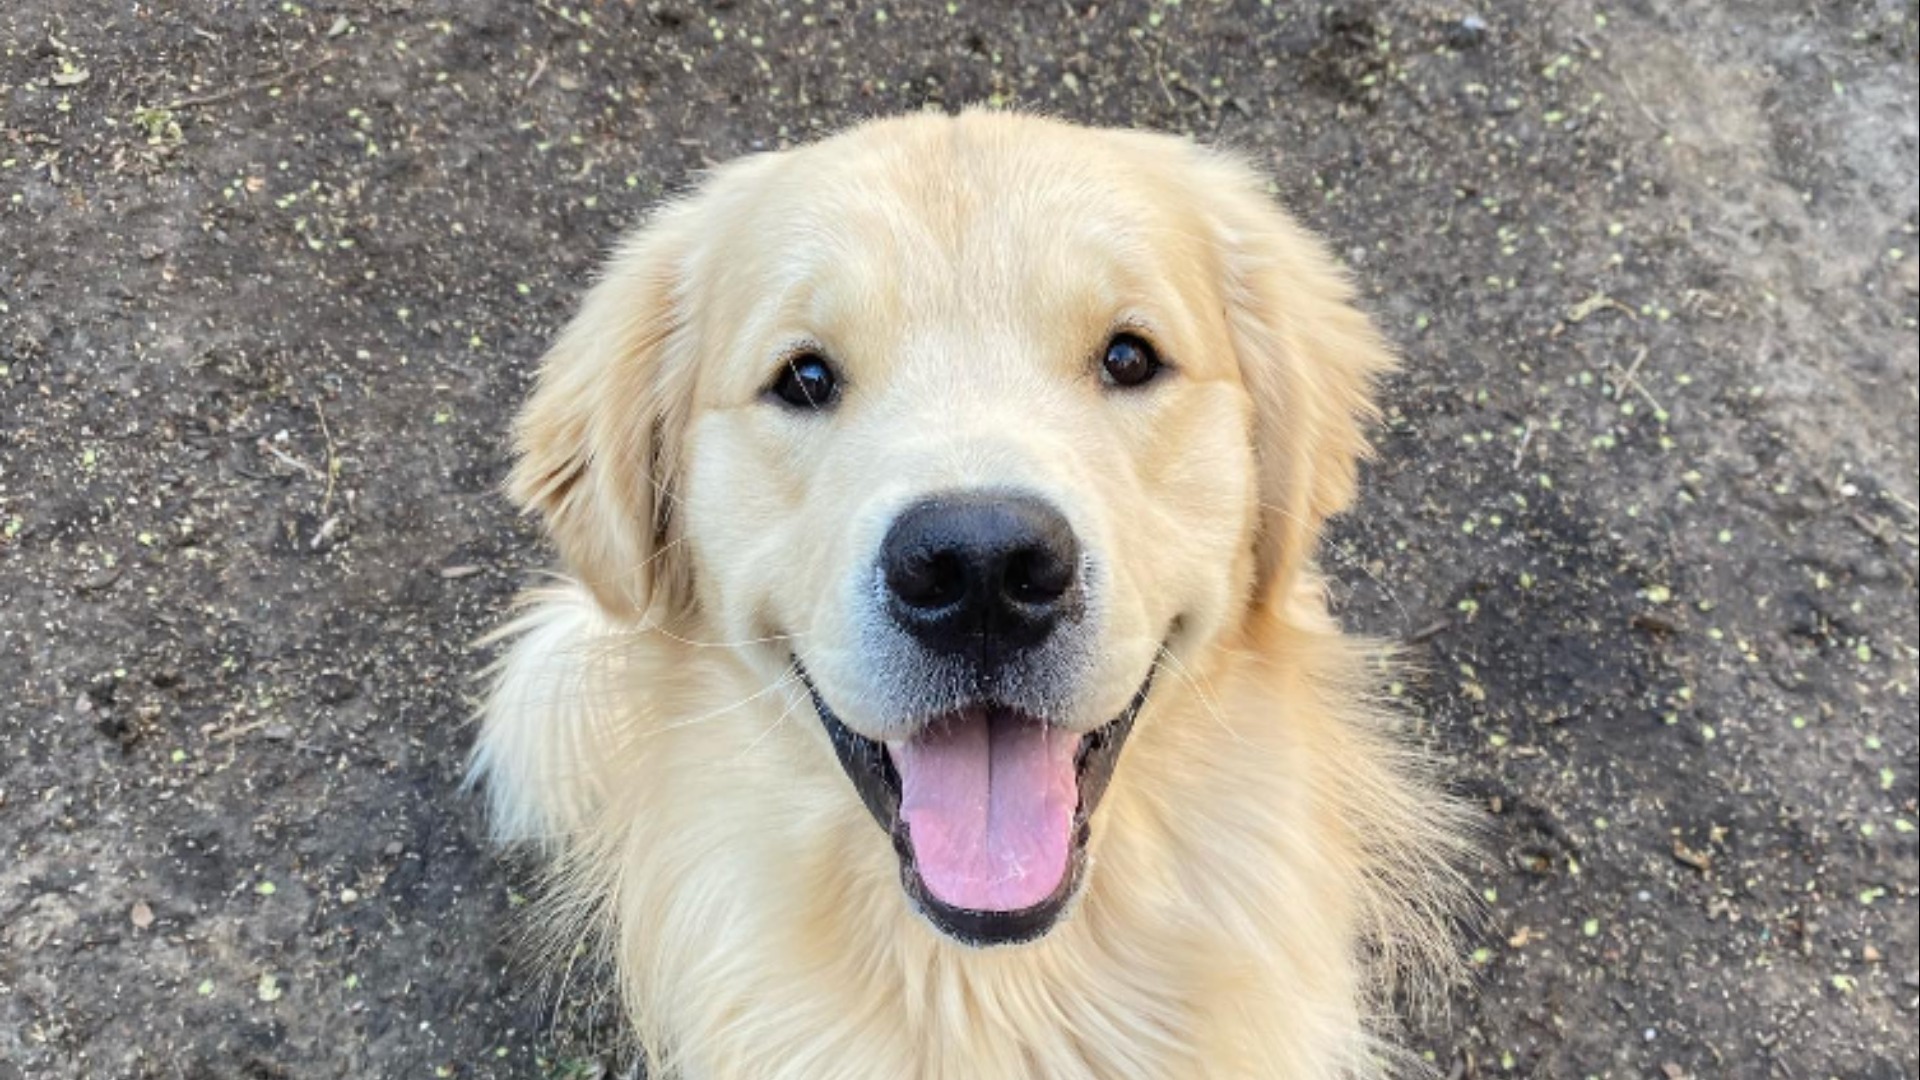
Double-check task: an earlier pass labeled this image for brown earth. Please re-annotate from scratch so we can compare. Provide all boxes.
[2,1,1916,1078]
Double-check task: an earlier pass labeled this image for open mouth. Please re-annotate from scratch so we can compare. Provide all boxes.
[799,665,1152,947]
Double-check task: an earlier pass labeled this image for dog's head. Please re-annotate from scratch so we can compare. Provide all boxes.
[511,112,1393,946]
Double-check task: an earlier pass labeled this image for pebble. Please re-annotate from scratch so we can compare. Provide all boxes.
[1449,14,1489,48]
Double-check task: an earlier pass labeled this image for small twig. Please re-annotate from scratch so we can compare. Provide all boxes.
[1620,346,1647,386]
[314,398,339,515]
[1135,37,1179,111]
[1512,419,1536,470]
[1615,69,1665,130]
[1851,512,1910,552]
[1608,347,1666,414]
[164,52,335,111]
[1879,488,1918,517]
[211,717,270,743]
[1318,537,1413,632]
[523,54,550,94]
[1555,293,1637,338]
[258,439,323,480]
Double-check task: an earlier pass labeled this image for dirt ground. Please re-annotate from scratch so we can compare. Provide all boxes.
[2,1,1915,1077]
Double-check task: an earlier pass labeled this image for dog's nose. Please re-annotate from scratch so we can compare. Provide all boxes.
[881,493,1083,662]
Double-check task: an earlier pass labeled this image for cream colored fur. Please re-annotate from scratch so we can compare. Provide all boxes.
[472,111,1467,1080]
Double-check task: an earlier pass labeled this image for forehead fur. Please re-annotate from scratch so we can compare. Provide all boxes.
[680,112,1234,392]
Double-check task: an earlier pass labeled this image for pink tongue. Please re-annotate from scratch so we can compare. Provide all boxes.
[891,709,1080,913]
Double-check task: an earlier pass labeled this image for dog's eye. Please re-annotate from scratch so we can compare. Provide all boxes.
[769,353,840,410]
[1100,334,1162,388]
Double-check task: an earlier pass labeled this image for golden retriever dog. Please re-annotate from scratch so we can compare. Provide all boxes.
[471,110,1466,1079]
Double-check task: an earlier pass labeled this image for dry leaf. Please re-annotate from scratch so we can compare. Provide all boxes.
[1673,838,1713,873]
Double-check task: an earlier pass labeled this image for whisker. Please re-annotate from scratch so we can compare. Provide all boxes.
[630,667,803,744]
[607,415,685,511]
[1155,643,1253,749]
[621,623,807,652]
[610,533,690,587]
[740,667,808,758]
[1257,498,1413,632]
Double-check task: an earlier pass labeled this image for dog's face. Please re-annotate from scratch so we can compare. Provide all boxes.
[511,113,1392,946]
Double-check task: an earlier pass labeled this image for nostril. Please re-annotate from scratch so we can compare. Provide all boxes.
[888,549,968,611]
[1002,548,1074,605]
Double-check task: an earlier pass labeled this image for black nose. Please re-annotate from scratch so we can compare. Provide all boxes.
[880,493,1083,664]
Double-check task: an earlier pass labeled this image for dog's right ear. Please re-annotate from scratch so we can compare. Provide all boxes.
[507,198,713,623]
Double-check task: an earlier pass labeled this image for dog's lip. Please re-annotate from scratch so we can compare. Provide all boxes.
[794,660,1153,948]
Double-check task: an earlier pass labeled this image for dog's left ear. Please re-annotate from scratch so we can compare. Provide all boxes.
[1191,152,1399,603]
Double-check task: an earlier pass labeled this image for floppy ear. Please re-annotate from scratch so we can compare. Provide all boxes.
[1194,153,1398,603]
[507,203,707,623]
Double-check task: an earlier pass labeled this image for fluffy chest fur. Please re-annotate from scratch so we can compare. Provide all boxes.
[476,585,1458,1080]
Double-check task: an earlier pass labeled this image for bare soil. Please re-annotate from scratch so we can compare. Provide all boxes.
[2,2,1916,1078]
